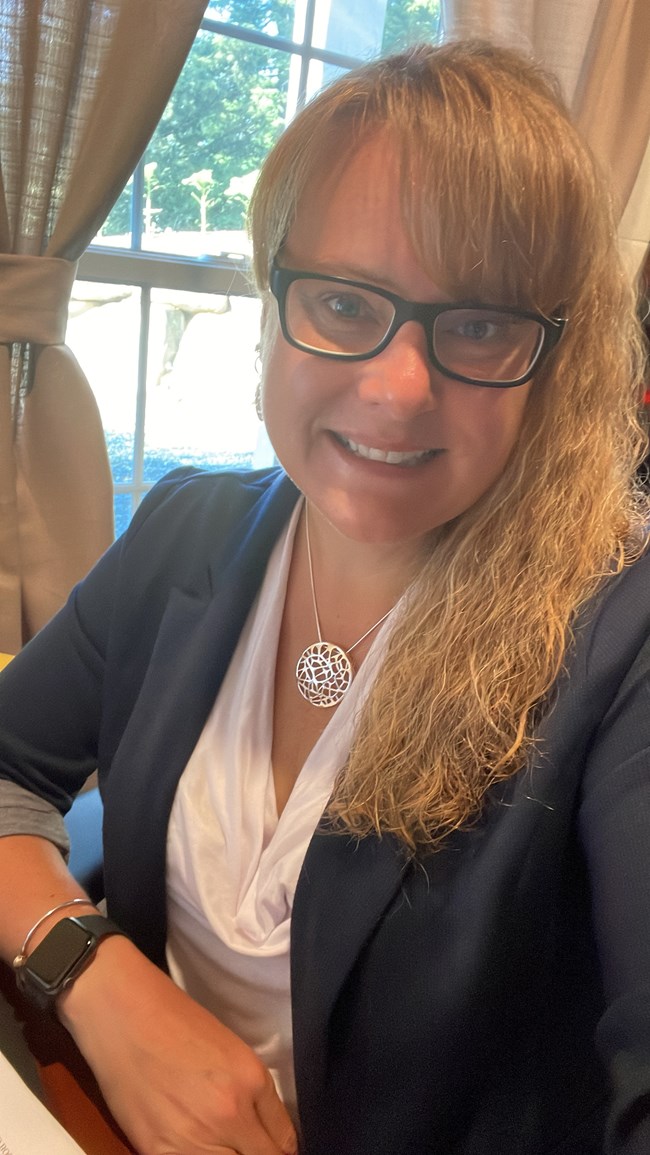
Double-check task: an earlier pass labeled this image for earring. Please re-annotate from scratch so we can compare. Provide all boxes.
[254,344,264,421]
[254,379,264,422]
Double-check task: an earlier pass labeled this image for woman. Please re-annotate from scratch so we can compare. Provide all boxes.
[1,40,649,1155]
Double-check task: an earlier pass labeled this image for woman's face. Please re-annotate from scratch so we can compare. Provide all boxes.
[260,136,533,546]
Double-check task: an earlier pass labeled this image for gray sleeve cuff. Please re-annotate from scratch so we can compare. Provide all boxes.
[0,779,70,856]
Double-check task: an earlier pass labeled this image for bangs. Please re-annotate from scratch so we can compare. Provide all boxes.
[251,41,616,325]
[390,76,604,315]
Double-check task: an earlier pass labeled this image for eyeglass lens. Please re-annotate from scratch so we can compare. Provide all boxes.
[284,277,544,384]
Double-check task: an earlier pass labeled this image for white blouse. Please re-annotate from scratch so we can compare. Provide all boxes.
[165,501,396,1123]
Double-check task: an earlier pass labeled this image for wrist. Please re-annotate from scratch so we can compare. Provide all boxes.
[13,898,99,963]
[14,913,126,1012]
[57,932,157,1028]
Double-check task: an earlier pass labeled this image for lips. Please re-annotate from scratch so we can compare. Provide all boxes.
[336,433,439,467]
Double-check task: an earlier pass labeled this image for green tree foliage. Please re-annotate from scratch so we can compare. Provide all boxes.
[205,0,294,38]
[143,24,291,233]
[102,0,441,239]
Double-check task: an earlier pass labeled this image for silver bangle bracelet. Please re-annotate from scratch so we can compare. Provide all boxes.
[13,897,98,969]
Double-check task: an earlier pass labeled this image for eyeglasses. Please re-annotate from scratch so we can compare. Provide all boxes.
[270,262,566,388]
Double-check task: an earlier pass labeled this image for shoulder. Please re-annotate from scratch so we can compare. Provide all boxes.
[578,544,650,679]
[126,465,296,539]
[535,546,650,768]
[115,465,299,573]
[544,544,650,785]
[62,466,300,646]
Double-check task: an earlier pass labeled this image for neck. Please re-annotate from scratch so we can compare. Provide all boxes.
[303,501,425,601]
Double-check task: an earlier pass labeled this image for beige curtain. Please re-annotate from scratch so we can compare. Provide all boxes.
[441,0,650,279]
[0,0,207,653]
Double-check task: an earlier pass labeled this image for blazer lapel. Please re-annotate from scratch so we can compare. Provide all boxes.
[103,472,300,962]
[291,824,407,1127]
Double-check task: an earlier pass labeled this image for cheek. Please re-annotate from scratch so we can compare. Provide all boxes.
[261,332,343,427]
[453,386,530,461]
[259,327,292,426]
[259,336,322,466]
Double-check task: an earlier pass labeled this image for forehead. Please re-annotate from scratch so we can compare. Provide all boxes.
[281,135,444,300]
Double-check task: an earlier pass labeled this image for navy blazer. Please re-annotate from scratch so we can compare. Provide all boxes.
[1,467,650,1155]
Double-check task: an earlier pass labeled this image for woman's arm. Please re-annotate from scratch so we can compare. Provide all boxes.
[0,834,297,1155]
[0,471,298,1152]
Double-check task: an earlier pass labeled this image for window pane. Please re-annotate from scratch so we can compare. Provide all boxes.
[381,0,442,53]
[142,289,262,483]
[139,30,291,257]
[66,282,140,485]
[311,0,386,57]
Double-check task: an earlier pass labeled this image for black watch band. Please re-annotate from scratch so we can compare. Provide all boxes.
[15,914,124,1011]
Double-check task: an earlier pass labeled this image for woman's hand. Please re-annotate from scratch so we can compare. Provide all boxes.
[58,934,298,1155]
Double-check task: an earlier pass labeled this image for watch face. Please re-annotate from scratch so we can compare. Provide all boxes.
[26,918,93,988]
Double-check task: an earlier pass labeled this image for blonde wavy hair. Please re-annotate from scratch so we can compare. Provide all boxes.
[249,41,649,851]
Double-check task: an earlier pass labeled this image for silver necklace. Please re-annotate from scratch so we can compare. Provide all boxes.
[295,508,394,708]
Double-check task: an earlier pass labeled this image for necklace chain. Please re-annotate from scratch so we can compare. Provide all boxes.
[295,505,394,708]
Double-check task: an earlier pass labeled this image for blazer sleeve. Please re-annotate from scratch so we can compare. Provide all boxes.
[0,469,204,814]
[578,619,650,1154]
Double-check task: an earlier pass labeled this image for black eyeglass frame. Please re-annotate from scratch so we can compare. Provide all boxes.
[270,261,566,388]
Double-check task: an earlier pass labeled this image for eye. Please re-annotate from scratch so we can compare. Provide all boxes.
[322,292,367,320]
[436,309,524,347]
[288,278,393,353]
[454,317,499,342]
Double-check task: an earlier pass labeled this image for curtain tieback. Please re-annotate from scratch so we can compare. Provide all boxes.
[0,254,78,345]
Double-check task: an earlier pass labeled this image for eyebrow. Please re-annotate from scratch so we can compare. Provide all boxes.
[279,254,445,301]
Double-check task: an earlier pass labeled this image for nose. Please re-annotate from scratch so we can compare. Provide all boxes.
[356,321,438,416]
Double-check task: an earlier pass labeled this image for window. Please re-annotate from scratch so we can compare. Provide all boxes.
[67,0,442,537]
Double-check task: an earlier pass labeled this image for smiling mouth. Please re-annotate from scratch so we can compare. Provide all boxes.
[335,434,440,467]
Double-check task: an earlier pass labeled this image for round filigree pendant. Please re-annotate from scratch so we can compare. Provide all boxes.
[295,641,353,708]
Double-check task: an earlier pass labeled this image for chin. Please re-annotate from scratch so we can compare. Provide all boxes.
[318,502,441,548]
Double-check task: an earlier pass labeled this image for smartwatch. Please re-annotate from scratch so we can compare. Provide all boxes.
[15,914,124,1011]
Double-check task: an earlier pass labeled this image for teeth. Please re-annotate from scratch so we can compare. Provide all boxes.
[343,436,434,466]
